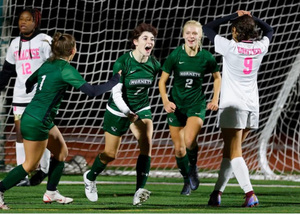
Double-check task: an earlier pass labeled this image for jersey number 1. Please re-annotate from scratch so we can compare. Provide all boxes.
[39,75,46,91]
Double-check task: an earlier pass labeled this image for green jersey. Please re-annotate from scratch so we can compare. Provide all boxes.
[108,51,160,113]
[162,45,219,109]
[24,59,86,126]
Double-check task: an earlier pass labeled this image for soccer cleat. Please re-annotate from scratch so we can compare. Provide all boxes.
[180,183,191,195]
[188,165,200,190]
[242,193,259,207]
[83,170,98,202]
[16,178,30,187]
[133,188,151,205]
[43,190,73,204]
[0,192,9,210]
[30,170,48,186]
[208,190,222,206]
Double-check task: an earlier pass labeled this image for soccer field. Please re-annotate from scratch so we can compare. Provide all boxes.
[1,173,300,213]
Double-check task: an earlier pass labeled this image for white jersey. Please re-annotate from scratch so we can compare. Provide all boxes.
[5,33,52,105]
[214,35,270,112]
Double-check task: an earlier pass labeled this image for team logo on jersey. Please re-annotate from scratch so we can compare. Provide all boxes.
[111,126,117,132]
[179,71,201,77]
[130,70,136,73]
[179,61,184,64]
[129,79,152,85]
[168,118,173,123]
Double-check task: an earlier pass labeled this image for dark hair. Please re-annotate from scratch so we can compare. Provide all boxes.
[19,8,41,30]
[231,15,259,42]
[48,32,76,61]
[130,23,158,49]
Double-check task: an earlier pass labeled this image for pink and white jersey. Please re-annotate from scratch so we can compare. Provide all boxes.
[5,33,52,104]
[214,35,270,112]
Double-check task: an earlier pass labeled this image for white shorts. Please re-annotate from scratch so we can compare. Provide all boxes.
[217,108,259,129]
[13,106,26,121]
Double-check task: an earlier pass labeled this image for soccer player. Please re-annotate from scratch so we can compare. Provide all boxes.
[158,20,221,195]
[83,23,161,206]
[203,10,273,207]
[0,32,120,210]
[0,8,51,186]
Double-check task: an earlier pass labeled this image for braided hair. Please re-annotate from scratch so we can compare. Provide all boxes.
[19,8,41,30]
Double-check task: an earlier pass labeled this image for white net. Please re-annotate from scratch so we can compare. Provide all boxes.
[0,0,299,179]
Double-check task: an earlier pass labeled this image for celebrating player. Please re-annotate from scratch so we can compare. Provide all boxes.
[83,23,160,206]
[158,20,221,195]
[0,32,120,210]
[203,10,273,207]
[0,8,51,186]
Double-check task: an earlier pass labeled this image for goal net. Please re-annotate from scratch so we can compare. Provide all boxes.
[0,0,299,180]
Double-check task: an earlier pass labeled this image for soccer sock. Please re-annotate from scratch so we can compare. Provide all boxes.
[136,154,151,191]
[15,142,29,179]
[214,158,233,192]
[0,165,28,192]
[15,142,25,165]
[231,157,253,193]
[87,154,107,181]
[186,144,199,167]
[40,149,51,174]
[176,155,190,183]
[47,158,64,191]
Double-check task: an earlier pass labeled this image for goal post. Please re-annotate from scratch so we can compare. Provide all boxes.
[0,0,299,180]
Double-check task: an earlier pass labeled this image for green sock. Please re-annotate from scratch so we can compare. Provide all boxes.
[47,158,64,191]
[0,165,28,191]
[136,154,150,191]
[186,144,199,167]
[88,154,106,181]
[176,155,190,183]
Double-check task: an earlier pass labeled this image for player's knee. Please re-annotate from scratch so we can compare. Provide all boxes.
[99,152,115,164]
[23,162,40,173]
[175,146,186,157]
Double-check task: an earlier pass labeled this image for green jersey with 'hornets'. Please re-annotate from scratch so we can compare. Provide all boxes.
[24,59,86,126]
[162,45,219,109]
[108,51,161,114]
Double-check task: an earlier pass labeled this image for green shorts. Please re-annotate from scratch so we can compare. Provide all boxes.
[21,112,55,141]
[167,101,206,127]
[103,108,152,136]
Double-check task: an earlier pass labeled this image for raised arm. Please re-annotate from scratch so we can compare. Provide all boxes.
[253,16,273,41]
[79,72,120,97]
[203,13,238,43]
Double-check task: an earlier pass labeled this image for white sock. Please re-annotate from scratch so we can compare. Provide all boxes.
[40,149,51,174]
[214,158,233,192]
[231,157,253,193]
[16,142,28,179]
[16,142,25,165]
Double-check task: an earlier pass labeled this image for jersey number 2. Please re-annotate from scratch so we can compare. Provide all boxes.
[243,57,253,74]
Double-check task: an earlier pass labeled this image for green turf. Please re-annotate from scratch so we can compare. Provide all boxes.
[0,172,300,213]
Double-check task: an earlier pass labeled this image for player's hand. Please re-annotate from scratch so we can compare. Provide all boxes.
[164,101,176,113]
[207,101,219,111]
[236,10,251,17]
[118,70,122,76]
[127,112,139,123]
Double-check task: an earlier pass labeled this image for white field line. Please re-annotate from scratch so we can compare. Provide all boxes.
[52,181,300,188]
